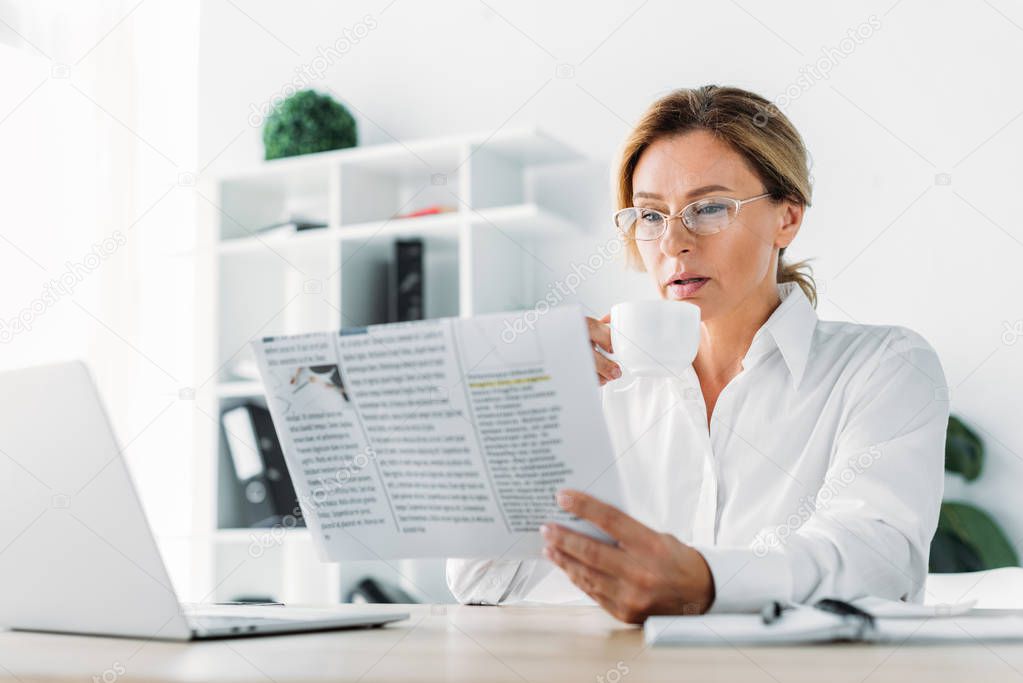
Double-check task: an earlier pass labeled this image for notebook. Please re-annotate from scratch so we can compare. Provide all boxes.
[644,598,1023,646]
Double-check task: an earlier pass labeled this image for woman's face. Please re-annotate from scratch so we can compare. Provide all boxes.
[631,130,803,322]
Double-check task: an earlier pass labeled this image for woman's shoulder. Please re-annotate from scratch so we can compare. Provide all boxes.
[814,318,946,387]
[817,318,937,354]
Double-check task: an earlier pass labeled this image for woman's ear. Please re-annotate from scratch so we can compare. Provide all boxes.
[774,201,804,249]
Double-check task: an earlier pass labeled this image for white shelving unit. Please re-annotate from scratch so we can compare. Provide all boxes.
[192,128,583,604]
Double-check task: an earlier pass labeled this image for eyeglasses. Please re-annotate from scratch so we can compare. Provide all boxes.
[614,192,772,241]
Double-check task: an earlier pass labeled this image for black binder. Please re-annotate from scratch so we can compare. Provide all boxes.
[393,238,424,321]
[221,403,305,527]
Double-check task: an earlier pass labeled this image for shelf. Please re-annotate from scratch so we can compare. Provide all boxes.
[214,527,310,543]
[217,225,336,254]
[462,203,577,236]
[338,203,577,241]
[216,380,264,398]
[217,128,580,184]
[216,204,577,254]
[338,209,462,241]
[197,127,584,604]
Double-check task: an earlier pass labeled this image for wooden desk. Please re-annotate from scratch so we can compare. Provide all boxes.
[0,604,1018,682]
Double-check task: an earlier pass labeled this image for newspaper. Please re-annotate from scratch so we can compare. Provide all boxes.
[251,304,623,561]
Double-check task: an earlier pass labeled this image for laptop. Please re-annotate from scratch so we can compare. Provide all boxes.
[0,360,408,640]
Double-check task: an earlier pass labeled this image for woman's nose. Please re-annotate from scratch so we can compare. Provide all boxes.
[658,216,695,256]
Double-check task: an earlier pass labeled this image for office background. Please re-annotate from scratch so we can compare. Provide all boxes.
[1,0,1021,602]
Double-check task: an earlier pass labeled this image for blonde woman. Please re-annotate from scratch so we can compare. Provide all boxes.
[447,85,949,623]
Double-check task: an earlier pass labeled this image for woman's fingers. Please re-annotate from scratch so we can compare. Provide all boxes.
[541,523,632,577]
[586,315,619,384]
[556,489,657,553]
[593,350,621,385]
[544,546,618,604]
[586,315,613,352]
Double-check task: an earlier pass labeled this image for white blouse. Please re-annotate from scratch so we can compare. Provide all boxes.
[446,281,949,612]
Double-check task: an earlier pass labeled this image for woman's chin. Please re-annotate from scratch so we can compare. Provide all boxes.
[661,290,710,316]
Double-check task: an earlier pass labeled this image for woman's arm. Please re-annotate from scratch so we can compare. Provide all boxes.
[445,558,554,604]
[696,326,948,610]
[543,326,949,620]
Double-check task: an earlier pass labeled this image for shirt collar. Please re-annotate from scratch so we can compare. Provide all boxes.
[742,281,818,389]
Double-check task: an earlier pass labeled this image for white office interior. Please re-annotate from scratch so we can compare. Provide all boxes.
[2,0,1023,664]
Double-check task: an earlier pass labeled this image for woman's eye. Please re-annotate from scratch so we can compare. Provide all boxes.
[695,202,727,216]
[639,210,662,223]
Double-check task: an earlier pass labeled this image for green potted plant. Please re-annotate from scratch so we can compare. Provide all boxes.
[929,415,1018,572]
[262,89,357,160]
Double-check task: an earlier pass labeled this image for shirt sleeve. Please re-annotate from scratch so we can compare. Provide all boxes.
[445,558,555,605]
[693,326,949,612]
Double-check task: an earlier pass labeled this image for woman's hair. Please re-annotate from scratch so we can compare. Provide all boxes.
[615,85,817,308]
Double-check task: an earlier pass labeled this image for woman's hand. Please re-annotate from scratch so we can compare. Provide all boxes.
[587,314,621,386]
[541,489,715,624]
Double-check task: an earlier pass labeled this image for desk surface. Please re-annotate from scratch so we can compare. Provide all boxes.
[1,604,1020,682]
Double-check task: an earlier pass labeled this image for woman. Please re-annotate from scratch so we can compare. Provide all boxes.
[446,85,948,623]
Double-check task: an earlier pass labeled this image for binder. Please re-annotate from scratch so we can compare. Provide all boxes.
[393,238,423,322]
[221,403,304,528]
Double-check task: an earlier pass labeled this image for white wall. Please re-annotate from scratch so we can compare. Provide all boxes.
[1,0,200,597]
[191,0,1020,585]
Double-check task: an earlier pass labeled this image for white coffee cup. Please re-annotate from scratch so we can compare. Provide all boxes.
[603,300,701,378]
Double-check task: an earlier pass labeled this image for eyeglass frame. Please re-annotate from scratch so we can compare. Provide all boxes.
[614,191,774,241]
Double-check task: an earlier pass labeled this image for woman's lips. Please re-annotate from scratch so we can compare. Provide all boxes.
[666,277,709,299]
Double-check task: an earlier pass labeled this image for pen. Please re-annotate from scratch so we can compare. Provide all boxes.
[814,598,876,629]
[760,600,791,625]
[760,599,876,628]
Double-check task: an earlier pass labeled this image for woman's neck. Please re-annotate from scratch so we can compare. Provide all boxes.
[693,281,782,387]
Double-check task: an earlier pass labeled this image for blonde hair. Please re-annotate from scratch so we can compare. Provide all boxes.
[615,85,817,308]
